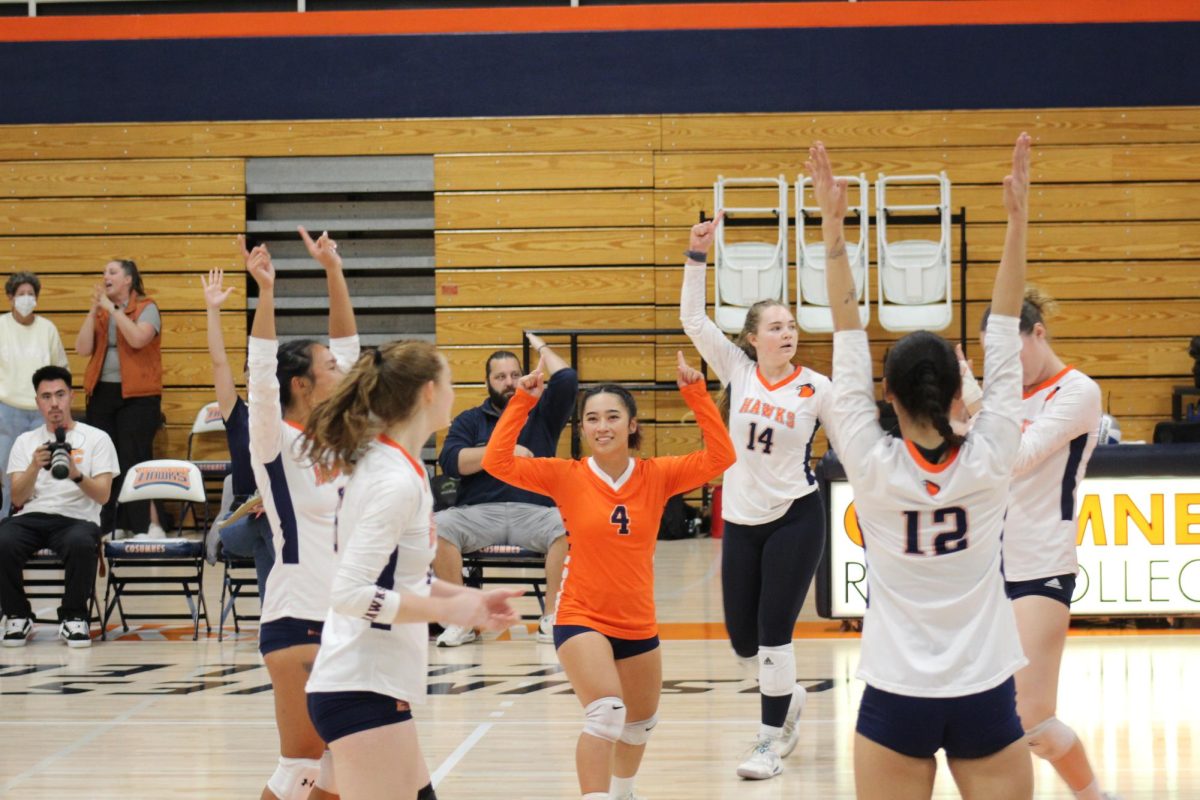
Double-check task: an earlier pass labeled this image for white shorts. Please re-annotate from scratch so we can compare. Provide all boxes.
[434,502,565,554]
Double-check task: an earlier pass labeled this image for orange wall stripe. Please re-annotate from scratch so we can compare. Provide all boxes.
[2,1,1200,44]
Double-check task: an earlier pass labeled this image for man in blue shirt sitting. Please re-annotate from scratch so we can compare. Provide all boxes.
[434,333,577,646]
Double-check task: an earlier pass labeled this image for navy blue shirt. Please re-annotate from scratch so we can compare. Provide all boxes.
[223,396,257,501]
[438,367,578,507]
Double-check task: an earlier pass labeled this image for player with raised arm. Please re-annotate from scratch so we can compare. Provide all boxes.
[815,134,1034,800]
[246,228,358,800]
[680,214,830,780]
[482,353,735,800]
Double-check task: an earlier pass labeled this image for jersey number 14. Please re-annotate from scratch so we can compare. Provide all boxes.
[903,507,968,556]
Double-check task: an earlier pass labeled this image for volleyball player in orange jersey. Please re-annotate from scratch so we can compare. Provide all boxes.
[483,351,735,800]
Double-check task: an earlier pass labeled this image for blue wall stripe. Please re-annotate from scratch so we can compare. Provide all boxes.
[1,22,1198,124]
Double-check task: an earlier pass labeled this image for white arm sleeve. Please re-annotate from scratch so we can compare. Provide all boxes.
[679,263,752,385]
[971,315,1024,474]
[329,335,361,374]
[1012,378,1101,477]
[247,336,283,464]
[327,476,415,624]
[829,330,885,479]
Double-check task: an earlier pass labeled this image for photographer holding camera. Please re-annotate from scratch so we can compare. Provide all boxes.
[0,365,117,648]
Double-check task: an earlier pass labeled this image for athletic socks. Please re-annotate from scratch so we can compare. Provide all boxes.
[609,775,636,798]
[761,692,791,729]
[758,724,783,743]
[1074,781,1102,800]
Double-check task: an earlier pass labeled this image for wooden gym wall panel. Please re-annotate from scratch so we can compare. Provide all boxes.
[0,159,245,198]
[0,198,243,235]
[0,117,660,161]
[0,235,240,272]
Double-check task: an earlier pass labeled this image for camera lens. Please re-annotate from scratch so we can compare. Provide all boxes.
[49,448,71,480]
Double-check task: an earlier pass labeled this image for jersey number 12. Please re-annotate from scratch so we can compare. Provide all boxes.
[903,507,968,556]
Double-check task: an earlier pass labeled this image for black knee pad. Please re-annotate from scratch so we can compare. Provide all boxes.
[417,782,438,800]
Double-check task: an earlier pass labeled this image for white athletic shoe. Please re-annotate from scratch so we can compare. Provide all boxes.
[436,624,477,647]
[773,685,808,758]
[1101,793,1123,800]
[537,613,555,644]
[146,522,168,538]
[58,619,91,649]
[610,792,646,800]
[3,617,33,647]
[736,739,783,780]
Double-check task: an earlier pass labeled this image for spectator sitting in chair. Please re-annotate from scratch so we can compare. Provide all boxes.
[0,365,118,649]
[434,333,577,646]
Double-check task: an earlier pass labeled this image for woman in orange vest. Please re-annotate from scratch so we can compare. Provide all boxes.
[75,259,163,537]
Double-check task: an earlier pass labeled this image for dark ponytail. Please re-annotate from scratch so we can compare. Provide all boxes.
[884,331,964,448]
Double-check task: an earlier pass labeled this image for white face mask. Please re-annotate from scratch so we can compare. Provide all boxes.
[13,295,36,317]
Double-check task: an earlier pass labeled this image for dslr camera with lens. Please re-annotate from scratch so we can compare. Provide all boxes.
[45,427,73,480]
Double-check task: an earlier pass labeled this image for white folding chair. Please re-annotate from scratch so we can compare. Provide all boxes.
[795,174,871,332]
[713,175,789,334]
[102,460,211,639]
[876,172,953,331]
[186,401,225,461]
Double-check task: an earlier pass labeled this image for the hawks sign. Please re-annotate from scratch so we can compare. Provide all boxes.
[826,477,1200,617]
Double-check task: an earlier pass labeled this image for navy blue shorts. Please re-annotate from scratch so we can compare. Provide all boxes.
[553,625,660,660]
[856,677,1024,760]
[259,616,324,657]
[307,690,413,745]
[1005,573,1077,608]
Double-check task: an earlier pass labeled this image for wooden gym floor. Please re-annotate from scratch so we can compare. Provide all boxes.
[0,538,1195,799]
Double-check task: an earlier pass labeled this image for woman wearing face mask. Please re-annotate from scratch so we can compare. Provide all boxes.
[680,214,831,780]
[483,353,735,800]
[0,271,68,518]
[245,228,359,800]
[74,258,163,537]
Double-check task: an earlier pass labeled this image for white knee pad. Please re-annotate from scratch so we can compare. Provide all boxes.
[758,644,796,698]
[266,756,321,800]
[582,696,626,742]
[619,712,659,746]
[1026,717,1077,762]
[316,749,337,793]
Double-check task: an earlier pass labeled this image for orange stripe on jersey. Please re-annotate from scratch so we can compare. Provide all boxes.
[904,439,960,473]
[1023,365,1075,399]
[377,434,426,479]
[756,364,804,392]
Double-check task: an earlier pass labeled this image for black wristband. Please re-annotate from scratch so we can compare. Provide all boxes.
[72,474,84,484]
[684,250,708,263]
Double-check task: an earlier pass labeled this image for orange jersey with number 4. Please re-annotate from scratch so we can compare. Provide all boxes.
[483,381,735,639]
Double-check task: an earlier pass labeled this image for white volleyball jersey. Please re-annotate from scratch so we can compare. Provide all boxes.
[307,436,436,704]
[827,315,1027,698]
[248,334,359,625]
[1003,367,1101,582]
[680,263,830,525]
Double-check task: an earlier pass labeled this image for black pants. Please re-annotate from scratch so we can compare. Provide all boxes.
[0,512,101,620]
[86,382,161,534]
[721,492,826,656]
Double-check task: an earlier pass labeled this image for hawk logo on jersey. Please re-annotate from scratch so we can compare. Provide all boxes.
[923,480,941,497]
[797,383,816,398]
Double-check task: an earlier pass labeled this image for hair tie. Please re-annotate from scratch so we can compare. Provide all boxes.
[373,348,384,366]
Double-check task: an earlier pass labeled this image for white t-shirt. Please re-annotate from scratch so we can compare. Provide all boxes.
[0,313,69,410]
[6,421,119,525]
[826,315,1027,698]
[248,335,359,625]
[680,263,830,525]
[1003,367,1101,582]
[307,436,436,704]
